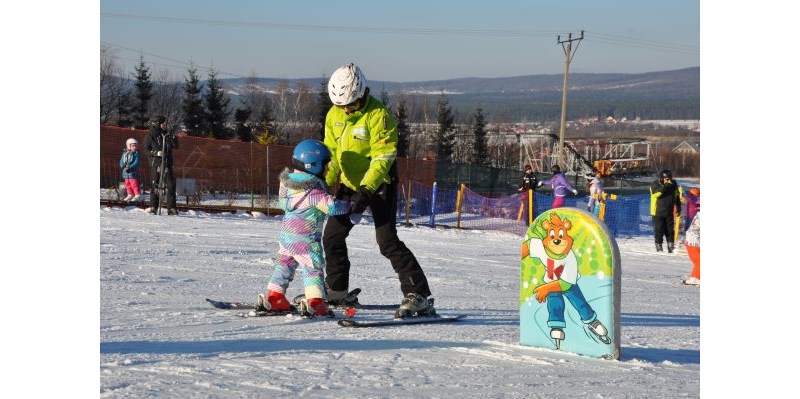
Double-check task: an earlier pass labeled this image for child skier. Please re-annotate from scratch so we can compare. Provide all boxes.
[539,165,579,209]
[586,172,605,216]
[119,138,142,202]
[683,202,700,285]
[258,139,352,316]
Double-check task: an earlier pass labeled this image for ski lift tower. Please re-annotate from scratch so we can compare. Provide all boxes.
[556,31,584,168]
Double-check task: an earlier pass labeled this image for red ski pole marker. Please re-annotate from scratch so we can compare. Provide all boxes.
[343,307,356,318]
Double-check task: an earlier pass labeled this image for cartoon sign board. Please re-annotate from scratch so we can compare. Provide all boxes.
[520,208,621,359]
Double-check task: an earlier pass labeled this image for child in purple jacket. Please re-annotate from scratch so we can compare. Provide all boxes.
[539,165,578,209]
[684,187,700,231]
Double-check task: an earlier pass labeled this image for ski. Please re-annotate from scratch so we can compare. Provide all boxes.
[336,303,398,310]
[235,308,298,318]
[206,298,258,310]
[338,314,466,328]
[292,288,399,310]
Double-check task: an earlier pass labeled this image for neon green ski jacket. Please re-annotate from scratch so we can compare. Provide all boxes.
[323,95,398,192]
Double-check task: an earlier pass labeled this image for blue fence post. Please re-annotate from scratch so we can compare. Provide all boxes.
[429,182,438,227]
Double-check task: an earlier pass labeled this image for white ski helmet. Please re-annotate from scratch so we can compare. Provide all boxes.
[126,138,138,147]
[328,63,367,105]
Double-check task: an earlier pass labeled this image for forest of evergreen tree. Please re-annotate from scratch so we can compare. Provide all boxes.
[101,50,699,177]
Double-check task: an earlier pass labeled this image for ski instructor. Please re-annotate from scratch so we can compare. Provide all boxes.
[145,115,180,215]
[321,63,434,318]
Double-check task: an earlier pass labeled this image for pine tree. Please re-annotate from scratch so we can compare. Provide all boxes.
[316,80,332,140]
[396,97,410,158]
[204,69,232,139]
[182,65,205,136]
[132,56,153,129]
[115,91,134,128]
[255,99,274,139]
[242,74,274,140]
[233,107,253,142]
[255,127,279,145]
[435,93,455,162]
[472,107,489,166]
[380,85,390,107]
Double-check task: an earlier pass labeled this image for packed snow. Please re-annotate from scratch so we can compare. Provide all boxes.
[97,205,700,398]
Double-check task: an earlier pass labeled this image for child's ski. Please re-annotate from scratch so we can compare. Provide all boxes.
[235,308,298,318]
[291,288,399,310]
[338,314,466,328]
[206,298,258,310]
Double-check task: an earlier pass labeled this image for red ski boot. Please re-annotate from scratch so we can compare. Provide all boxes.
[258,291,291,312]
[306,298,330,317]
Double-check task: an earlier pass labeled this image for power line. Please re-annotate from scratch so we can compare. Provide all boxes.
[589,31,699,52]
[101,12,560,38]
[101,14,699,80]
[101,41,249,79]
[101,12,698,53]
[585,32,699,55]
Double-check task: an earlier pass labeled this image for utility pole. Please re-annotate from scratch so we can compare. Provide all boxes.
[557,30,584,168]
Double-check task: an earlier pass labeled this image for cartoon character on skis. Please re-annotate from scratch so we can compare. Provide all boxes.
[522,213,611,349]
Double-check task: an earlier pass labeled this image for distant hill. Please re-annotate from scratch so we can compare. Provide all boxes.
[225,67,700,121]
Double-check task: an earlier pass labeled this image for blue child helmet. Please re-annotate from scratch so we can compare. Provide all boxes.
[292,139,331,177]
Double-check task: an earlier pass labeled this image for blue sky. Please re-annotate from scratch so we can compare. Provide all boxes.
[100,0,699,82]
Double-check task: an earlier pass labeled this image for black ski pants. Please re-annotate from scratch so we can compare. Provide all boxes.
[151,164,177,209]
[652,214,675,245]
[323,181,432,297]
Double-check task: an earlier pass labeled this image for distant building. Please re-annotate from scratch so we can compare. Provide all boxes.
[672,141,700,154]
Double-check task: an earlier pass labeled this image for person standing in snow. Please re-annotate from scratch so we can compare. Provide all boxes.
[321,63,435,318]
[517,164,540,224]
[650,169,681,253]
[519,164,540,193]
[683,204,700,285]
[586,172,605,216]
[684,187,700,231]
[539,164,579,209]
[145,115,179,215]
[119,138,142,202]
[258,139,352,316]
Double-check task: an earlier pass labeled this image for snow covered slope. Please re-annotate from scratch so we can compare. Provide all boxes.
[99,206,699,398]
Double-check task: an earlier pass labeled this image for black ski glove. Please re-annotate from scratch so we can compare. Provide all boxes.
[350,186,372,214]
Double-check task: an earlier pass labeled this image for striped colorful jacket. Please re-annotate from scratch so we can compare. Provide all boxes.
[278,168,351,245]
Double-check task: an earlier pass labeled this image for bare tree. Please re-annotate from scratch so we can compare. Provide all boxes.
[293,82,311,123]
[272,80,291,143]
[149,69,184,128]
[100,46,130,125]
[276,80,289,123]
[241,73,273,140]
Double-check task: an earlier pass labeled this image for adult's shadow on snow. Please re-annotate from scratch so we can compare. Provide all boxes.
[100,339,483,355]
[620,347,700,365]
[620,312,700,365]
[621,312,699,327]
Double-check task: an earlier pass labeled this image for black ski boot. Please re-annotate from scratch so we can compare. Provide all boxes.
[394,293,436,319]
[667,242,674,253]
[655,243,663,252]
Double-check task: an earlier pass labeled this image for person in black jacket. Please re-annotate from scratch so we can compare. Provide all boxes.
[145,115,179,215]
[517,165,540,224]
[518,164,539,192]
[649,169,681,252]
